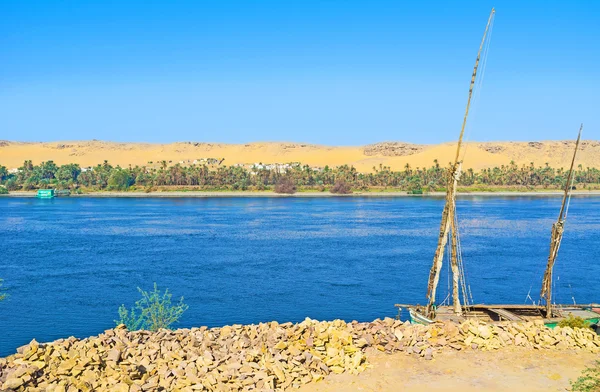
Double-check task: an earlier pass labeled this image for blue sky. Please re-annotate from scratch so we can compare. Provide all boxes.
[0,0,597,144]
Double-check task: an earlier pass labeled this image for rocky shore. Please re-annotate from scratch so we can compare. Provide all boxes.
[1,318,599,391]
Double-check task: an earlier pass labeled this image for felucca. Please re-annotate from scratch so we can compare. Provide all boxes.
[395,9,600,328]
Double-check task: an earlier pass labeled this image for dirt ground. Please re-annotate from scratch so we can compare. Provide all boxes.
[298,348,598,392]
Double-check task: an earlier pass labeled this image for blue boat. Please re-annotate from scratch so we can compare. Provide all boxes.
[36,189,55,199]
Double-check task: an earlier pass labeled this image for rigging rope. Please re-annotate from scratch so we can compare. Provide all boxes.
[455,211,473,307]
[564,155,577,220]
[461,16,495,163]
[525,286,535,305]
[442,228,452,307]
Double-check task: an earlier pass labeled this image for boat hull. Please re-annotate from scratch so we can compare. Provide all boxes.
[408,308,434,325]
[399,304,600,329]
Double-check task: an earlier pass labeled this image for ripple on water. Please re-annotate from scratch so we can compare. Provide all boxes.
[0,196,599,356]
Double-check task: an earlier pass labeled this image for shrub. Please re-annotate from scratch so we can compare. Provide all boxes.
[274,178,297,194]
[330,179,352,194]
[0,186,8,195]
[116,283,188,331]
[558,314,592,330]
[571,361,600,392]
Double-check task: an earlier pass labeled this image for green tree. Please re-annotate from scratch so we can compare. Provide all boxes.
[116,283,188,331]
[4,178,18,191]
[0,165,8,182]
[407,176,423,194]
[55,163,82,182]
[108,169,133,190]
[40,161,58,180]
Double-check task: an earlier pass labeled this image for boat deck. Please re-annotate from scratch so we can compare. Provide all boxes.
[396,304,600,325]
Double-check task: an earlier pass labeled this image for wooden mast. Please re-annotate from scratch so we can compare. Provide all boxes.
[426,8,495,318]
[540,125,583,318]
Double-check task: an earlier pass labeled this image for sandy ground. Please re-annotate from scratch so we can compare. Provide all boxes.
[298,348,598,392]
[1,140,599,172]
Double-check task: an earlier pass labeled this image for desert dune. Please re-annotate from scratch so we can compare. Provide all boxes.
[1,140,599,172]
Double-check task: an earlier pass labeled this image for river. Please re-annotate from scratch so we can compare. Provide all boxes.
[1,196,599,355]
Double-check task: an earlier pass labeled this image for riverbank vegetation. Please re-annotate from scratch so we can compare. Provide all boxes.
[571,361,600,392]
[2,160,600,194]
[559,315,595,330]
[116,283,188,332]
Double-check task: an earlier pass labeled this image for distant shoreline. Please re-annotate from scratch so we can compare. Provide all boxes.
[1,139,599,173]
[4,191,600,198]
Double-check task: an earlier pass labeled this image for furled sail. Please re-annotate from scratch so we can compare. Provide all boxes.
[425,8,495,318]
[540,125,583,317]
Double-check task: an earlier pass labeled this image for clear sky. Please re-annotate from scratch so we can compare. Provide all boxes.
[0,0,598,144]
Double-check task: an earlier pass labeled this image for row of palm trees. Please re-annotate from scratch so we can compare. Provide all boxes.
[1,159,599,191]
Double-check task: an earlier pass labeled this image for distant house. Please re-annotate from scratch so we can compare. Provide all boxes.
[8,168,19,174]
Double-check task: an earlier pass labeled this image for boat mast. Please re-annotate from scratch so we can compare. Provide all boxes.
[540,125,583,318]
[426,8,495,318]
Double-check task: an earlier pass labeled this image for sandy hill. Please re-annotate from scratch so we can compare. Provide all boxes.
[1,140,599,172]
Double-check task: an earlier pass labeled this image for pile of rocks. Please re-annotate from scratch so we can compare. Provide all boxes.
[1,318,599,391]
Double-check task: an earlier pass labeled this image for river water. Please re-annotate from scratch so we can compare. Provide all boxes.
[1,196,599,355]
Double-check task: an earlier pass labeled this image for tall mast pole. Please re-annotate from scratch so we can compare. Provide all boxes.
[540,125,583,317]
[426,8,495,318]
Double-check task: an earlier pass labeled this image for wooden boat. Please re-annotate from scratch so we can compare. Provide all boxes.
[395,9,600,329]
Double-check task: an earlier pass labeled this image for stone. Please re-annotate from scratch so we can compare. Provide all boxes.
[106,349,121,362]
[393,329,404,341]
[423,348,433,360]
[2,318,600,392]
[3,376,26,389]
[478,325,492,339]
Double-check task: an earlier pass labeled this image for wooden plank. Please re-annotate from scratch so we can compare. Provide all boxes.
[488,308,523,321]
[469,304,545,310]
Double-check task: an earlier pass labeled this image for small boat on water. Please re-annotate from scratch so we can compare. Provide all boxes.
[396,9,600,329]
[36,189,55,199]
[35,189,70,198]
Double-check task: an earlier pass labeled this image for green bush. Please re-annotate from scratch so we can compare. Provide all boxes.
[0,186,8,194]
[558,314,592,330]
[116,283,188,331]
[571,361,600,392]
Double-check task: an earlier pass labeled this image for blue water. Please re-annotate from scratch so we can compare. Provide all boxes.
[1,196,599,356]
